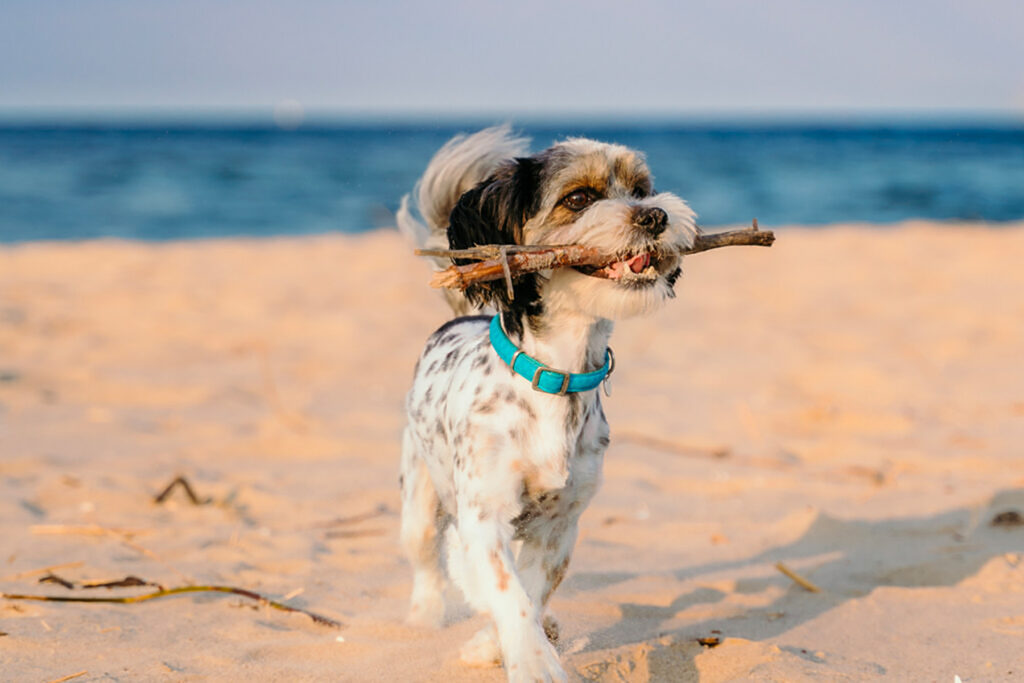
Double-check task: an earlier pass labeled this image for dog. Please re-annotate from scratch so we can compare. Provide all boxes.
[396,125,697,682]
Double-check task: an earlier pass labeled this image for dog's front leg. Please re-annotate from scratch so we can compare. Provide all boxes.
[515,516,578,644]
[455,506,566,683]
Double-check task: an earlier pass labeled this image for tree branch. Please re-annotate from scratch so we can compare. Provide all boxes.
[416,221,774,291]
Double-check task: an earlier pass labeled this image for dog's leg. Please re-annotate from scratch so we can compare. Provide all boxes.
[523,527,577,630]
[400,429,446,627]
[455,506,566,683]
[459,622,501,668]
[517,515,579,645]
[461,517,578,670]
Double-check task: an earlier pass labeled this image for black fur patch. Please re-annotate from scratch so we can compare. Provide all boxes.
[447,157,546,333]
[431,315,491,339]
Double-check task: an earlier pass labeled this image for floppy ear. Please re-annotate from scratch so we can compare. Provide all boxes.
[447,157,544,314]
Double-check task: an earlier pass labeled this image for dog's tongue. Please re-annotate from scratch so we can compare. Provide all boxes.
[590,253,652,280]
[627,253,651,273]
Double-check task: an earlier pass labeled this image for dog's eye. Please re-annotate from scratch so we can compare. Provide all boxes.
[561,189,596,212]
[632,185,652,199]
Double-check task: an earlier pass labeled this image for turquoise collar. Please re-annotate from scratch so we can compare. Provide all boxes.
[488,315,614,395]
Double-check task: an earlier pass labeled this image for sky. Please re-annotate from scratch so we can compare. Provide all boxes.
[1,0,1023,119]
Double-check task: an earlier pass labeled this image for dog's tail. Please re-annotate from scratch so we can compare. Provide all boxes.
[397,124,530,316]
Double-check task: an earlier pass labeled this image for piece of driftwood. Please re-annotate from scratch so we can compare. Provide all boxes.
[417,221,774,292]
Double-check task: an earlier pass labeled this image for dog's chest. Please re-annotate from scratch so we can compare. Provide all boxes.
[409,317,610,519]
[510,398,608,538]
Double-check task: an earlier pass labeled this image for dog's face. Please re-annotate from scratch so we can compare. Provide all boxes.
[448,137,697,321]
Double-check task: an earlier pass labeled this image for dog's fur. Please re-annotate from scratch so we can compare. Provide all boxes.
[397,126,697,681]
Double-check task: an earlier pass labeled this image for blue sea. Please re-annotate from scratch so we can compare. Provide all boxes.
[1,120,1023,242]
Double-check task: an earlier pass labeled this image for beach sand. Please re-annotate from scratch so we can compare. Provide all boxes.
[2,222,1023,681]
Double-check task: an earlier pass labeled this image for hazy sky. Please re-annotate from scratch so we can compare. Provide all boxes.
[2,0,1022,117]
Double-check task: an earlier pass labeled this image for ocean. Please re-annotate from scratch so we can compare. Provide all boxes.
[1,121,1023,242]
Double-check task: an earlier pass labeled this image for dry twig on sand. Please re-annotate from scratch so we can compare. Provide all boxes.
[153,475,210,505]
[775,561,822,593]
[30,524,149,537]
[45,671,87,683]
[293,503,392,532]
[2,562,86,582]
[1,584,343,629]
[28,522,193,583]
[416,220,774,293]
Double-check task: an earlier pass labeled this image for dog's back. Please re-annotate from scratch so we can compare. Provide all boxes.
[397,125,529,315]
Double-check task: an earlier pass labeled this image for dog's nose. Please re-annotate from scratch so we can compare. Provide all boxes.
[632,206,668,237]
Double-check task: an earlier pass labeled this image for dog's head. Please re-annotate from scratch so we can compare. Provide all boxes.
[448,137,697,323]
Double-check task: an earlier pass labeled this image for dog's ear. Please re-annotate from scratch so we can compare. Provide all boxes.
[447,157,544,313]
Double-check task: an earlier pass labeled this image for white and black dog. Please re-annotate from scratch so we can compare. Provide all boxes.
[396,125,697,682]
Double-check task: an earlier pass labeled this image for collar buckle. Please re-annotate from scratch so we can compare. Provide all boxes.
[531,366,571,395]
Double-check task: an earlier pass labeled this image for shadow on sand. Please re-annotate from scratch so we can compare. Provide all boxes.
[563,488,1024,681]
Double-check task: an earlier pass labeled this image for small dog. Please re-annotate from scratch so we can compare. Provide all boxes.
[397,125,697,682]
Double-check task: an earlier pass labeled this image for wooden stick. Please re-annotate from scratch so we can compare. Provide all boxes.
[1,584,343,629]
[428,245,606,290]
[2,561,85,582]
[46,671,87,683]
[153,475,209,505]
[775,561,822,593]
[30,525,149,538]
[417,222,774,290]
[290,503,391,532]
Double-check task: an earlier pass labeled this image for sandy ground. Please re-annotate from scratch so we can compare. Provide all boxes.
[1,222,1023,682]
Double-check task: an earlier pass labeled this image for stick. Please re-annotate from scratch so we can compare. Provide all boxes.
[774,562,822,593]
[30,524,149,538]
[417,222,774,290]
[39,573,75,589]
[153,475,209,505]
[324,528,387,540]
[291,503,392,532]
[80,576,162,590]
[28,522,193,584]
[46,672,87,683]
[427,244,606,290]
[615,431,731,460]
[498,245,515,299]
[2,561,85,582]
[0,585,343,629]
[685,219,775,255]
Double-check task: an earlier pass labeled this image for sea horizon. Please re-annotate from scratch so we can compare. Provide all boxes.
[2,116,1023,243]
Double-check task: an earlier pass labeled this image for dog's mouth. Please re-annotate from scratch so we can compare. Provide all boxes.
[574,251,665,285]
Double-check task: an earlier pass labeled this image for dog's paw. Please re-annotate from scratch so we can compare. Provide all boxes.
[406,580,445,628]
[504,630,567,683]
[406,602,444,628]
[459,625,501,668]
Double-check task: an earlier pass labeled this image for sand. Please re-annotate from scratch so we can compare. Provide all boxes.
[1,222,1023,682]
